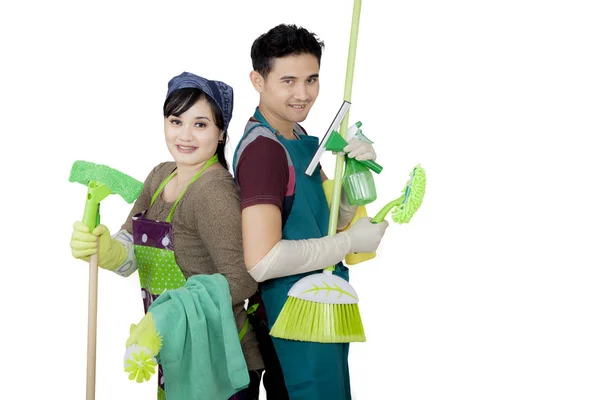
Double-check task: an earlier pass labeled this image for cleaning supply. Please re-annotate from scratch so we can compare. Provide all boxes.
[343,157,376,205]
[124,274,250,400]
[124,345,158,383]
[304,100,351,177]
[124,288,251,384]
[372,164,427,224]
[124,311,163,383]
[323,125,383,174]
[342,124,378,207]
[270,0,367,344]
[69,160,144,400]
[323,123,382,206]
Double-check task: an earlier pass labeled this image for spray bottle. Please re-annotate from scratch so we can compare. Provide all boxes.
[341,122,380,206]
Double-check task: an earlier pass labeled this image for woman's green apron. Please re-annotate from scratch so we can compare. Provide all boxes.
[131,155,248,399]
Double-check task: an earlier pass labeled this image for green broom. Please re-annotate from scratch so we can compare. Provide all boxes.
[69,160,144,400]
[270,0,367,343]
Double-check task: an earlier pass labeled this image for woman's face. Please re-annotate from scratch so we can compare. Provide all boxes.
[164,98,223,168]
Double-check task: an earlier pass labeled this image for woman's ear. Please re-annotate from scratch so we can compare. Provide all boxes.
[249,70,264,93]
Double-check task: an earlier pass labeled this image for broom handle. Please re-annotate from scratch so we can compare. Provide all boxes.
[326,0,362,272]
[86,251,98,400]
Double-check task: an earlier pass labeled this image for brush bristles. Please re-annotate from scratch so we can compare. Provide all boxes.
[138,329,163,356]
[69,160,144,203]
[270,297,366,343]
[392,164,426,224]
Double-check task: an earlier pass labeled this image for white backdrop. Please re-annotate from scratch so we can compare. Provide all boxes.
[2,0,599,399]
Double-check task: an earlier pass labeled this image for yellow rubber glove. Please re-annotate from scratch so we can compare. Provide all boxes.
[124,312,162,383]
[70,221,126,271]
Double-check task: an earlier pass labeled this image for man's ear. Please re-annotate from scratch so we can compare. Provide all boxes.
[249,70,265,93]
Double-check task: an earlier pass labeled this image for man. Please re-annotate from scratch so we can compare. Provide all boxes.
[233,24,388,399]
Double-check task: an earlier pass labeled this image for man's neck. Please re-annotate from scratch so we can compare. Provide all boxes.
[257,104,296,139]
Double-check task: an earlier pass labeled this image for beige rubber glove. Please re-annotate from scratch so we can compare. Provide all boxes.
[70,221,127,271]
[342,137,377,161]
[341,217,388,253]
[248,217,389,282]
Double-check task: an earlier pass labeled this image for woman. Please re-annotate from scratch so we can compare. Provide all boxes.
[70,72,263,399]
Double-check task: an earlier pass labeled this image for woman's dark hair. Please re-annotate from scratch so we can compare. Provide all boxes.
[163,87,228,169]
[251,24,325,77]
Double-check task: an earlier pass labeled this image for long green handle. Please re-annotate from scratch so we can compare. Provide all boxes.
[82,181,112,231]
[326,0,362,273]
[83,199,100,231]
[371,195,405,223]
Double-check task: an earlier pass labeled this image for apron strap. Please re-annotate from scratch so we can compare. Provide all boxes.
[148,154,220,222]
[238,303,259,341]
[238,319,249,341]
[253,108,304,139]
[253,108,273,130]
[166,154,219,223]
[150,170,177,207]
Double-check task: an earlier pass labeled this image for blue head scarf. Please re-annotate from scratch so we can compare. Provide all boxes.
[166,72,234,132]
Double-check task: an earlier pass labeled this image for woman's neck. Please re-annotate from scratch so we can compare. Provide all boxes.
[174,160,219,186]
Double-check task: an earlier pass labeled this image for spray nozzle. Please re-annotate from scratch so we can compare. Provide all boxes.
[324,122,383,174]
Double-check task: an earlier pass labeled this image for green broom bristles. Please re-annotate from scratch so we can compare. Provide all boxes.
[270,297,366,343]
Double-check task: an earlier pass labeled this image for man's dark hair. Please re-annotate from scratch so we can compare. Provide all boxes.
[251,24,325,77]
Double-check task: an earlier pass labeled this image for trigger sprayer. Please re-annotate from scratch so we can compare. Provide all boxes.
[325,121,382,206]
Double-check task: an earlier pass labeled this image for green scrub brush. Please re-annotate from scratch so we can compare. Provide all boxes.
[124,312,163,383]
[372,164,426,224]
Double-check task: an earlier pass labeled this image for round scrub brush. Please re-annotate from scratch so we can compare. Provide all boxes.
[372,164,426,224]
[124,312,163,383]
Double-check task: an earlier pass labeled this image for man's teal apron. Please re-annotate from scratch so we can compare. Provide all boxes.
[234,109,352,400]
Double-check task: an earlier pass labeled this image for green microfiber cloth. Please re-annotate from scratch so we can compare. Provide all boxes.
[149,274,249,400]
[69,160,143,203]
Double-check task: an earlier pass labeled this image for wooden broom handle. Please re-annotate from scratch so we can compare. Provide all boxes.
[86,251,99,400]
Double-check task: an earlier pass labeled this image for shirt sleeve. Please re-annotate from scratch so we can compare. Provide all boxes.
[236,136,289,211]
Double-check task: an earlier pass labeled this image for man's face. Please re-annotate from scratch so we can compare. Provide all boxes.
[260,53,320,124]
